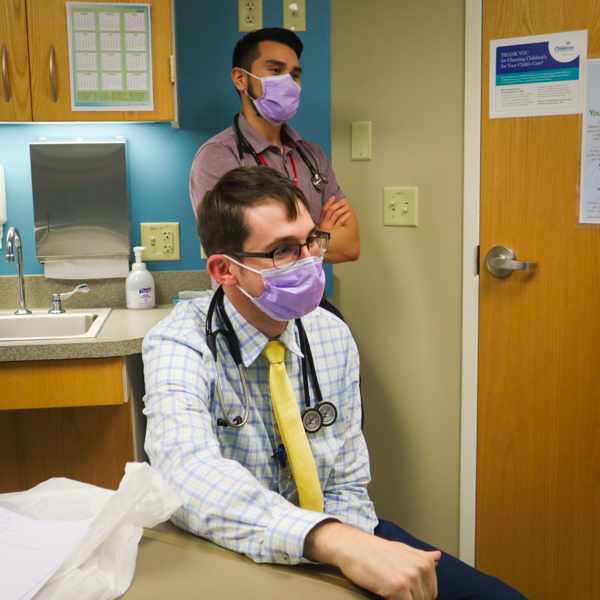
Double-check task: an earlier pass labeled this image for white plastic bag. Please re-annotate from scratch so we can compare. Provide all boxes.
[0,462,182,600]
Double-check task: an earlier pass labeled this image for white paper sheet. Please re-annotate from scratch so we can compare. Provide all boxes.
[0,506,92,600]
[579,58,600,224]
[490,30,587,118]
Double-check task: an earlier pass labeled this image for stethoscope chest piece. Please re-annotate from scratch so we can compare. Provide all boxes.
[311,172,328,192]
[301,407,323,433]
[316,401,337,427]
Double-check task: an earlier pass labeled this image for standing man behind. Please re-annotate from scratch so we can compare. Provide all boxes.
[189,27,359,266]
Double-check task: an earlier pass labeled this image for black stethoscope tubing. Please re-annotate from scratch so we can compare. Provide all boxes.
[206,286,250,428]
[205,286,336,432]
[233,114,329,192]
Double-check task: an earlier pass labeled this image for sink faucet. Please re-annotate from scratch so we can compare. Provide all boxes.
[6,227,31,315]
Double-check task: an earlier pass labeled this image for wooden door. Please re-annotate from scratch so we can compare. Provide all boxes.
[477,2,600,599]
[0,0,32,121]
[27,0,174,121]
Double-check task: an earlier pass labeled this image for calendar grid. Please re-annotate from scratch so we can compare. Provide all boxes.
[66,2,154,111]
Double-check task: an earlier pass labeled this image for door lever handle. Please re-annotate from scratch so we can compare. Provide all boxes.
[488,257,537,271]
[485,245,537,278]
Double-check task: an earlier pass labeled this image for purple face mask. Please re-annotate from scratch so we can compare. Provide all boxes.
[243,70,301,125]
[226,255,325,321]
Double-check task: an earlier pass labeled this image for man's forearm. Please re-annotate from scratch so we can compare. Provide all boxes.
[323,219,360,263]
[318,199,360,264]
[304,521,441,600]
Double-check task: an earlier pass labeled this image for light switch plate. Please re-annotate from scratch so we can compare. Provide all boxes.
[351,121,372,160]
[283,0,306,31]
[239,0,263,32]
[383,187,418,227]
[140,222,181,261]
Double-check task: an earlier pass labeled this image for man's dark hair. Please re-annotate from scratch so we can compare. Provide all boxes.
[232,27,303,72]
[198,166,310,257]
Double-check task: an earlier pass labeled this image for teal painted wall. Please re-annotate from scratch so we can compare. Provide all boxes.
[0,0,332,290]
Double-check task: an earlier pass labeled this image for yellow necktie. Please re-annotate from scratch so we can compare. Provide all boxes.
[262,340,323,512]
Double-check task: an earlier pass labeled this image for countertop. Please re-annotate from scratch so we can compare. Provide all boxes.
[0,305,173,362]
[122,522,374,600]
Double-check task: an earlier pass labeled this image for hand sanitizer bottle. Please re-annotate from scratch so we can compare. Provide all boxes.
[126,246,155,309]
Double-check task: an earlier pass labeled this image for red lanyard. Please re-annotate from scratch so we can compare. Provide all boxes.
[257,154,268,167]
[257,152,299,187]
[289,154,299,186]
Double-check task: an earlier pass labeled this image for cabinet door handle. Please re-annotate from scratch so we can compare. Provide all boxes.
[2,44,10,103]
[49,44,57,103]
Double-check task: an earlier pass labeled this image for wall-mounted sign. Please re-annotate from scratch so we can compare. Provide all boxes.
[490,30,587,119]
[66,2,154,111]
[579,58,600,224]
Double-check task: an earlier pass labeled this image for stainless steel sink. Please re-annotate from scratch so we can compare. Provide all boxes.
[0,308,112,341]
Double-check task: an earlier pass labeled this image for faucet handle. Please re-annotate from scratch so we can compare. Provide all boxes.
[58,283,89,300]
[49,284,89,313]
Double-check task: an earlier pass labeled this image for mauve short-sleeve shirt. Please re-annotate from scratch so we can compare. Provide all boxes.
[189,112,345,225]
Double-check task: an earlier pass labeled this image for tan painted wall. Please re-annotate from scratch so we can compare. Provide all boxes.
[331,1,465,554]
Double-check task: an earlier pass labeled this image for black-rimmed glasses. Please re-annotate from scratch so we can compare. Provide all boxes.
[227,231,330,269]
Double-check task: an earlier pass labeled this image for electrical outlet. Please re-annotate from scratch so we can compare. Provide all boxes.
[140,222,181,261]
[283,0,306,31]
[239,0,263,32]
[383,188,418,227]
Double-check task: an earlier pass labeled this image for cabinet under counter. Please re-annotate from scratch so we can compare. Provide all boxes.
[0,354,147,493]
[1,356,126,410]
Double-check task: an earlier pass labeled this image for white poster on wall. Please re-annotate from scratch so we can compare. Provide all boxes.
[579,58,600,224]
[490,30,587,119]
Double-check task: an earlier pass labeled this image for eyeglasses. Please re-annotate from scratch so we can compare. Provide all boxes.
[227,231,330,269]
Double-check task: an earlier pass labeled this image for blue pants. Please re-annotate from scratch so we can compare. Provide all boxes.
[374,520,528,600]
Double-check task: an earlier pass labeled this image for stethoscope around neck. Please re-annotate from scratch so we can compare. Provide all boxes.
[233,114,329,192]
[205,286,337,433]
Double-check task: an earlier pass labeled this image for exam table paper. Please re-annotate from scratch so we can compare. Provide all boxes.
[0,507,92,600]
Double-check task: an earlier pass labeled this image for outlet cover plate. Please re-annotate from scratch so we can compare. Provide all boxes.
[351,121,372,160]
[239,0,263,32]
[140,222,181,261]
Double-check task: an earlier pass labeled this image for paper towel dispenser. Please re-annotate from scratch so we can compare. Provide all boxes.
[30,139,130,264]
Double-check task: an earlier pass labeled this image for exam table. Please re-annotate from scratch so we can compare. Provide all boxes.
[122,521,376,599]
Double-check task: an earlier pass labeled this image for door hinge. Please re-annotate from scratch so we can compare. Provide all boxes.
[169,55,176,84]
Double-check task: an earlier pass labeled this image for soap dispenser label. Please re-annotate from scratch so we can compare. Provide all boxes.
[127,286,155,309]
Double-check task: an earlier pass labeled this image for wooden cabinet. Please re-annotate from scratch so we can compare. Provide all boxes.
[0,0,175,122]
[0,354,147,493]
[0,0,32,120]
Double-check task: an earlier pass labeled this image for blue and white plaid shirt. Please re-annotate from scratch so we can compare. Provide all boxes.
[142,296,377,565]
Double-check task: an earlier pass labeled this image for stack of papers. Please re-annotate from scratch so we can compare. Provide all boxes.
[0,506,92,600]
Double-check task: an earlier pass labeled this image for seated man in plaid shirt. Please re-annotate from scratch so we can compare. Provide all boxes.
[143,166,527,600]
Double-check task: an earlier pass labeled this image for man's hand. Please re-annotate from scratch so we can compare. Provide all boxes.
[304,521,441,600]
[319,196,351,230]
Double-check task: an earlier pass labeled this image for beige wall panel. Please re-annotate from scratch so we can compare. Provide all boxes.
[331,0,465,553]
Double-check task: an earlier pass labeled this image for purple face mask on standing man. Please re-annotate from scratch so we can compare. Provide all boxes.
[243,70,301,125]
